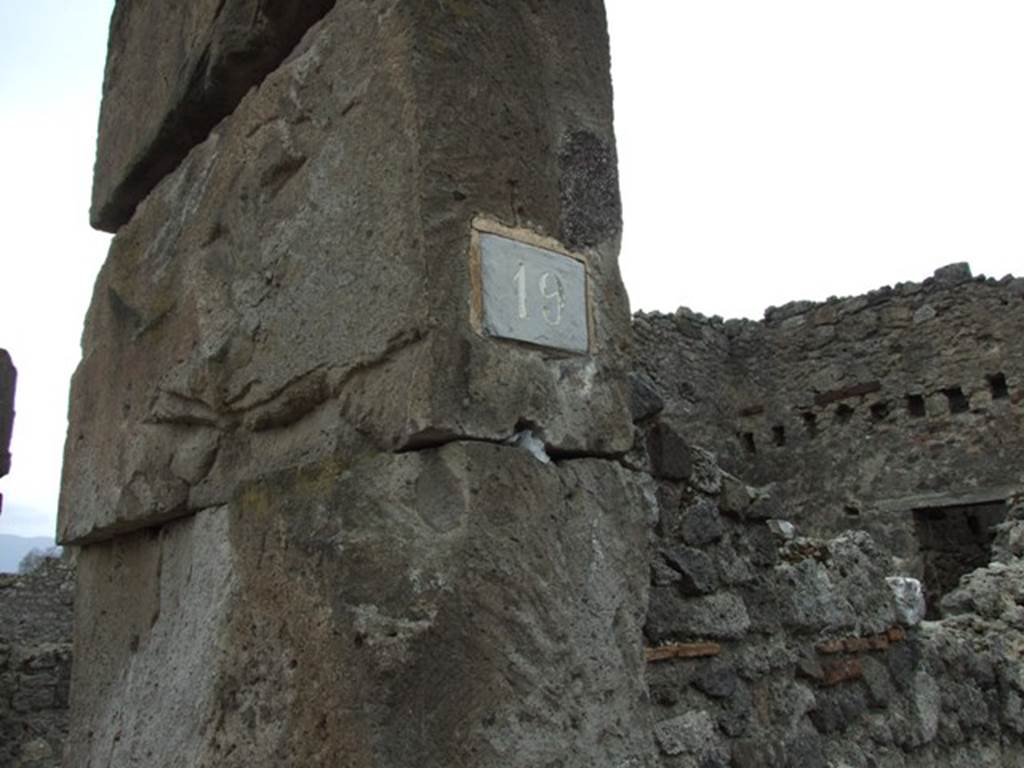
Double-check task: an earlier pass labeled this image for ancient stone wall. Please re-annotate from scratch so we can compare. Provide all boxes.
[57,1,1024,765]
[632,415,1024,767]
[635,265,1024,604]
[0,556,75,768]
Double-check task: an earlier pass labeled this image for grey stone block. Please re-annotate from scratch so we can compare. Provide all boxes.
[662,546,718,595]
[66,442,658,767]
[61,0,634,545]
[646,590,750,642]
[91,0,336,231]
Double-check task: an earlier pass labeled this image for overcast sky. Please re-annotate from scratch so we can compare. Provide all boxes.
[0,0,1021,538]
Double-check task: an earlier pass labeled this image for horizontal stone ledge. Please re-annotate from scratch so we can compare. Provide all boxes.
[873,485,1023,514]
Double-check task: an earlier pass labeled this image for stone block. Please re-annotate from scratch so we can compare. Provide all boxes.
[0,349,14,480]
[628,372,664,423]
[61,0,633,545]
[932,262,973,285]
[91,0,337,231]
[646,422,693,481]
[886,576,926,627]
[661,546,718,595]
[680,498,725,547]
[719,473,752,515]
[66,442,657,767]
[646,590,751,642]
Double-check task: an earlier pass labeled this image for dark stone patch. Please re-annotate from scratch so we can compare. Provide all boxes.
[680,498,726,547]
[647,422,693,482]
[662,547,718,595]
[693,661,739,699]
[558,130,621,248]
[809,686,867,734]
[629,372,664,423]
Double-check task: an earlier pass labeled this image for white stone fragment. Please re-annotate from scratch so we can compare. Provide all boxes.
[767,519,797,540]
[506,430,551,464]
[887,576,926,627]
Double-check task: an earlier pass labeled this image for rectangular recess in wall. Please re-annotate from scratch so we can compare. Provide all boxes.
[988,373,1009,400]
[913,500,1006,619]
[907,395,927,418]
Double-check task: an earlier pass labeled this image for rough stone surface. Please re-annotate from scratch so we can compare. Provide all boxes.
[62,0,633,546]
[646,421,693,482]
[53,1,1024,764]
[641,440,1024,768]
[0,556,74,768]
[634,265,1024,597]
[67,442,657,767]
[629,372,664,424]
[91,0,337,231]
[0,349,15,500]
[887,576,927,627]
[653,710,728,764]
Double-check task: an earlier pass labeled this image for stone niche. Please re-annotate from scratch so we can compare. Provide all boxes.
[913,500,1008,618]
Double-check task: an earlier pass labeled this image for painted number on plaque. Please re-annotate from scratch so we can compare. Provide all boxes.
[478,232,588,354]
[513,264,567,326]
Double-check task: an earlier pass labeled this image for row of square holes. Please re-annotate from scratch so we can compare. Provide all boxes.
[741,372,1011,453]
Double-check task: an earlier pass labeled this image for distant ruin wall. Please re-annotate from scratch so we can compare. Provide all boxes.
[0,557,74,768]
[635,265,1024,580]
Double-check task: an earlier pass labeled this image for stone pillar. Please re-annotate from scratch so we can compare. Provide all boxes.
[0,349,15,514]
[61,2,655,765]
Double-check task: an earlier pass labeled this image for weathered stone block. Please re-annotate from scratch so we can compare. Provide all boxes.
[67,442,657,767]
[661,546,718,595]
[646,589,751,642]
[91,0,337,231]
[629,372,665,423]
[647,422,693,481]
[62,0,633,545]
[0,349,14,481]
[680,498,726,546]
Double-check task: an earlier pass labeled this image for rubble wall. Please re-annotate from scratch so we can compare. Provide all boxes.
[635,266,1024,571]
[631,412,1024,767]
[0,557,75,768]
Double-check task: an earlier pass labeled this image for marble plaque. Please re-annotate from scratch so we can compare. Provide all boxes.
[478,232,589,353]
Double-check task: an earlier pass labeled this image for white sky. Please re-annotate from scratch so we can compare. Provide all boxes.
[0,0,1021,538]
